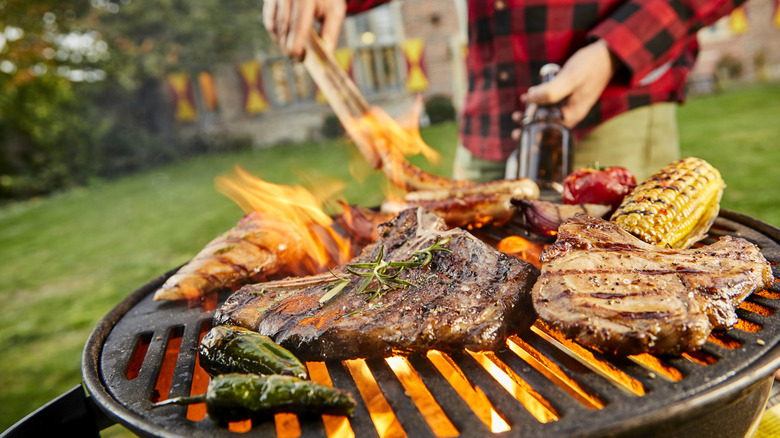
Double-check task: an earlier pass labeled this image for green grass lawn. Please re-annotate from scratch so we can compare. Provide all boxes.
[1,83,779,435]
[0,122,458,434]
[678,83,780,226]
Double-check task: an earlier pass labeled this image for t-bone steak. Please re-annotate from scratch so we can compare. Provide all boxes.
[215,207,540,360]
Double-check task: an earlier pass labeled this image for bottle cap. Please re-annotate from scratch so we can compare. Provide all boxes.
[539,63,561,77]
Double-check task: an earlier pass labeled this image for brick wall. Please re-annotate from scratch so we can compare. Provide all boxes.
[399,0,463,99]
[693,0,780,83]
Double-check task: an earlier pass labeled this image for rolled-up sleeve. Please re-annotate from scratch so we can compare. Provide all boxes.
[589,0,747,85]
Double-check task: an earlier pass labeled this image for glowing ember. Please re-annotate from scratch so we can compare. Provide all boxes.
[228,419,252,433]
[465,350,558,423]
[306,361,356,438]
[385,356,459,437]
[506,335,604,410]
[274,413,301,438]
[532,322,646,396]
[425,350,510,433]
[215,165,354,276]
[343,359,407,438]
[497,235,545,268]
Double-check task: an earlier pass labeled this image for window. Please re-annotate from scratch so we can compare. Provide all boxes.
[265,58,315,106]
[346,4,404,95]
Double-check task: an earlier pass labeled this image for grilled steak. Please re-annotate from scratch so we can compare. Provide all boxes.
[215,208,540,360]
[533,214,774,355]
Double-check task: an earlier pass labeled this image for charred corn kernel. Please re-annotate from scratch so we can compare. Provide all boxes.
[610,157,724,249]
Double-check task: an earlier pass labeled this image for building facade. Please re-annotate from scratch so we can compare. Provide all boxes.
[167,0,780,147]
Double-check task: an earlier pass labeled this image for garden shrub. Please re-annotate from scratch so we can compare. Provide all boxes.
[424,95,456,125]
[321,113,345,139]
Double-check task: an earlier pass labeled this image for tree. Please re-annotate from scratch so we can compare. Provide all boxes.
[0,0,273,198]
[0,1,100,198]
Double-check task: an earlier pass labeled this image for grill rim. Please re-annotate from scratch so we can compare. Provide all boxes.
[82,267,179,438]
[81,209,780,438]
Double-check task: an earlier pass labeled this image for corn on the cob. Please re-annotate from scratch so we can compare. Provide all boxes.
[610,157,725,249]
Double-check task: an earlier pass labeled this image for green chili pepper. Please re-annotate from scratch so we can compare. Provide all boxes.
[153,373,356,423]
[198,325,307,380]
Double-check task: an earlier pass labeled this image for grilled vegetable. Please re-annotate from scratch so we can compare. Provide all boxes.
[153,373,355,423]
[512,198,612,237]
[562,165,636,210]
[199,325,307,379]
[610,157,725,249]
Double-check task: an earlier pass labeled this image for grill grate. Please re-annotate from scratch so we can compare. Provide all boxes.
[83,211,780,437]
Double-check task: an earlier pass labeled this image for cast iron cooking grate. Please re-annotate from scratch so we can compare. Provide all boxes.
[83,210,780,438]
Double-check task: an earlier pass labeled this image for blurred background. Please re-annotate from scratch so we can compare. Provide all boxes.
[1,0,779,436]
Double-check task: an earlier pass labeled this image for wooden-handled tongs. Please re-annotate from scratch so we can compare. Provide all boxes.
[303,29,381,169]
[301,29,540,222]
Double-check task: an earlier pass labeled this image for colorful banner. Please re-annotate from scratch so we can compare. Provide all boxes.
[729,7,748,35]
[774,0,780,28]
[316,48,355,103]
[198,72,219,111]
[401,38,429,92]
[166,73,198,121]
[238,60,269,115]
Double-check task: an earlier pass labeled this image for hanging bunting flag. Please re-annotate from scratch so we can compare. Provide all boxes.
[729,7,748,35]
[238,60,269,115]
[401,38,430,92]
[166,72,198,121]
[315,48,355,103]
[334,48,355,76]
[198,72,219,111]
[774,0,780,28]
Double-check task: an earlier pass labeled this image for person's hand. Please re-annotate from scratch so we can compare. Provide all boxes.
[263,0,346,60]
[521,39,619,129]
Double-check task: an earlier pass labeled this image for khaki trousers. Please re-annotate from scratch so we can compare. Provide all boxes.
[452,103,680,183]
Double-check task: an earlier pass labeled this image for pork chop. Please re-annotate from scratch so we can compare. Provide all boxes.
[533,214,774,355]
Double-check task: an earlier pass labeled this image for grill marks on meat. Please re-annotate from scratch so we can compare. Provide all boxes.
[153,205,387,302]
[216,208,540,360]
[153,212,301,301]
[381,179,540,228]
[533,214,774,356]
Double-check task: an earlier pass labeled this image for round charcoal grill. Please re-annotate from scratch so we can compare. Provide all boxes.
[4,210,780,438]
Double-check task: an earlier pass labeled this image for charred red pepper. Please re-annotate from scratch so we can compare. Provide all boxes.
[562,166,637,209]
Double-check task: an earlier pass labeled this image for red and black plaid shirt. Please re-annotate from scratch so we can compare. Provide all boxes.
[347,0,745,161]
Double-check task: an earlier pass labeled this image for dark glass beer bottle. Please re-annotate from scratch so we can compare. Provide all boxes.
[518,63,573,191]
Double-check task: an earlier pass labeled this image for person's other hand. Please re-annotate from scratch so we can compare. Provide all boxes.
[522,39,619,129]
[263,0,346,60]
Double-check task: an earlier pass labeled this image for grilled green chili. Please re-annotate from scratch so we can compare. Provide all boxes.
[153,373,355,423]
[198,325,307,379]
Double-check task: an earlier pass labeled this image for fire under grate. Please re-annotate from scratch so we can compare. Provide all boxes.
[83,210,780,438]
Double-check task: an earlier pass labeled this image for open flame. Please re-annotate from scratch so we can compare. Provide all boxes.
[340,97,468,193]
[496,235,546,268]
[215,165,354,276]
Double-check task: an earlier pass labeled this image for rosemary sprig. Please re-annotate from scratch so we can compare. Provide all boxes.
[318,269,350,304]
[319,237,452,304]
[345,237,452,302]
[412,237,452,266]
[318,278,350,304]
